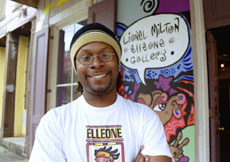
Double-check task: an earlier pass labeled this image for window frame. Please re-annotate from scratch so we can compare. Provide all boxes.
[55,23,83,107]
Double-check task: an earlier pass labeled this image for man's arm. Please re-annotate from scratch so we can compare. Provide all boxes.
[146,155,172,162]
[29,110,66,162]
[135,146,148,162]
[135,147,172,162]
[138,107,174,162]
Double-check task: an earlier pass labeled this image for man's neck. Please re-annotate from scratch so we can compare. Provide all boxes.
[83,90,117,107]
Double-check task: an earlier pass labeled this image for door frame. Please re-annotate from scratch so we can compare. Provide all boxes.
[190,0,210,161]
[206,30,220,162]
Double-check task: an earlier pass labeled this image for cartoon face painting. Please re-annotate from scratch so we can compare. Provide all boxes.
[137,89,186,125]
[94,146,120,162]
[119,73,194,162]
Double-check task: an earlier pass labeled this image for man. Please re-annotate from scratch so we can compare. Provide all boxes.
[29,23,173,162]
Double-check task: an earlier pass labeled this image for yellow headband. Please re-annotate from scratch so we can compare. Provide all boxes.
[96,151,110,158]
[96,151,114,161]
[70,31,121,71]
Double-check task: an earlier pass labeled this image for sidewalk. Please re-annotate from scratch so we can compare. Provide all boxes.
[1,137,26,157]
[0,144,28,162]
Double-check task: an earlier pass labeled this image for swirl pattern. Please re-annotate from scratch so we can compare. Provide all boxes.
[140,0,158,14]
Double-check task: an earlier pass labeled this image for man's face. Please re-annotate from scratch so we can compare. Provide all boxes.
[75,42,119,96]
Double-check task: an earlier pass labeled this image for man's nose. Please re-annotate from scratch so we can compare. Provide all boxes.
[90,55,104,67]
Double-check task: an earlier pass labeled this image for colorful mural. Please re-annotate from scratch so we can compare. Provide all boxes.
[117,0,195,161]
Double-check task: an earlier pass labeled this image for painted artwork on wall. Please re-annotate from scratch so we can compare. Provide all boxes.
[117,0,195,162]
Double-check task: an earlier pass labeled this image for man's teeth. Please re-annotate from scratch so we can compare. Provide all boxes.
[92,74,106,79]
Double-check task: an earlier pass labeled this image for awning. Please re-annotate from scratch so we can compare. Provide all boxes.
[11,0,38,8]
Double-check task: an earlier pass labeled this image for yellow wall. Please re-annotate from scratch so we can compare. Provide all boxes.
[0,47,6,128]
[14,36,28,136]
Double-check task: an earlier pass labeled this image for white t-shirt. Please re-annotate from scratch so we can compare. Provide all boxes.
[29,94,173,162]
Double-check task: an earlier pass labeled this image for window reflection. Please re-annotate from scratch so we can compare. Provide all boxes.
[56,86,71,106]
[56,23,83,107]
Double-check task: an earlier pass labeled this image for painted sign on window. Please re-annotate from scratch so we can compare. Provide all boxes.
[117,0,194,162]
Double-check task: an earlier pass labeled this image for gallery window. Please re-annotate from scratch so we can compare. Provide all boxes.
[56,24,83,106]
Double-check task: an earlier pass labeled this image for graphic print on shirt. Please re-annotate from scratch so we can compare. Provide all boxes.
[86,125,125,162]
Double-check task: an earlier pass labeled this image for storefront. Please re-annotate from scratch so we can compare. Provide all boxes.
[0,0,36,144]
[26,0,205,161]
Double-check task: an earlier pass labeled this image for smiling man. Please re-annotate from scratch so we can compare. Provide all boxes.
[29,23,173,162]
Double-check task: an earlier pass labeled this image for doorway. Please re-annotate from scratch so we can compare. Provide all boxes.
[209,25,230,162]
[0,21,31,158]
[218,79,230,162]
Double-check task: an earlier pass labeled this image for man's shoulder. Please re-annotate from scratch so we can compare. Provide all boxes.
[44,96,82,118]
[39,96,83,128]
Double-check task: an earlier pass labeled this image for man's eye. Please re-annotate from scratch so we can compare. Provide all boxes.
[81,55,91,61]
[100,52,112,59]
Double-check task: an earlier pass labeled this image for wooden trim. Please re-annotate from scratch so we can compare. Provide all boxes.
[190,0,210,161]
[209,109,216,118]
[24,18,36,157]
[11,0,38,8]
[203,0,230,29]
[2,33,19,137]
[29,26,49,154]
[49,1,88,29]
[88,0,116,32]
[46,27,58,111]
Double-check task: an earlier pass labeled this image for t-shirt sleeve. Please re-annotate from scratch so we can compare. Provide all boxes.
[140,107,174,161]
[29,109,66,162]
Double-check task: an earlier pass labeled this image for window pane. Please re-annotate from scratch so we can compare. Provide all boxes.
[57,51,72,84]
[56,86,71,106]
[57,24,83,84]
[57,25,74,84]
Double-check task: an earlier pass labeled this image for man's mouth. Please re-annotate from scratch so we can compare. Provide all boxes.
[89,72,111,79]
[91,73,107,79]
